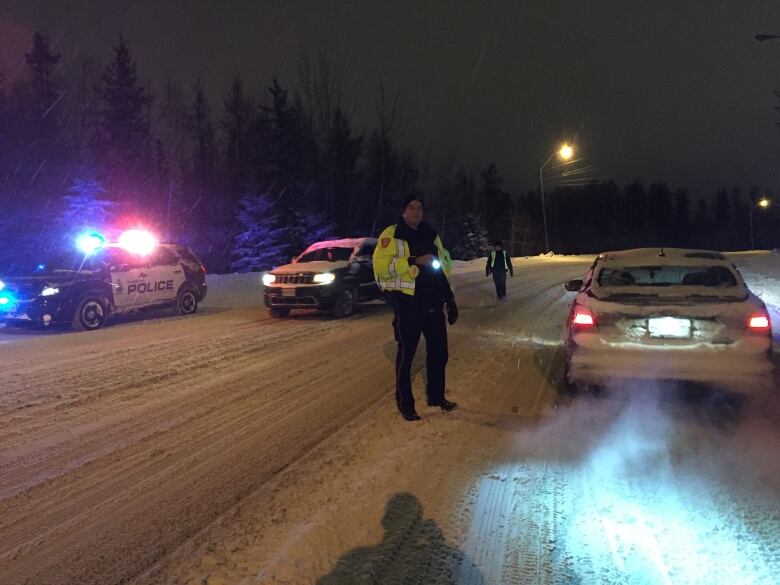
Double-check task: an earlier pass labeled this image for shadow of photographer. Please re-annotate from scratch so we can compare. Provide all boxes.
[316,492,481,584]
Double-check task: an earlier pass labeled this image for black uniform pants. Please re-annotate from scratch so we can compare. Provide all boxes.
[492,270,507,299]
[392,300,449,414]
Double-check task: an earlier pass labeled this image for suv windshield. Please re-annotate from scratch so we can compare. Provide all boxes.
[598,265,738,288]
[297,247,353,262]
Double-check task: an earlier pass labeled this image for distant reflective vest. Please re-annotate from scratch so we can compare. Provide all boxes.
[373,224,453,296]
[490,250,509,271]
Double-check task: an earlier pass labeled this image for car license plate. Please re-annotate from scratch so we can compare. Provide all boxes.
[282,288,296,297]
[648,317,691,338]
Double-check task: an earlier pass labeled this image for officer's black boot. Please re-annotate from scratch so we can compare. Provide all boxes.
[436,399,458,411]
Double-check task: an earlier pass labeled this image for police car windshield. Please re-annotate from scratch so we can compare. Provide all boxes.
[297,247,352,262]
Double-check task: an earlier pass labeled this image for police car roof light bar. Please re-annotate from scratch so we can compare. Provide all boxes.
[118,229,157,256]
[76,231,107,255]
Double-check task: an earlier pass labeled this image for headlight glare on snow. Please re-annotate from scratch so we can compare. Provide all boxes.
[40,287,60,297]
[313,273,336,285]
[262,273,276,286]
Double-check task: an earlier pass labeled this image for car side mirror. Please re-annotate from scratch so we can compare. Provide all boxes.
[564,279,583,292]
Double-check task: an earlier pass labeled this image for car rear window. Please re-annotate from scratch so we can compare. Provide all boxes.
[598,265,738,287]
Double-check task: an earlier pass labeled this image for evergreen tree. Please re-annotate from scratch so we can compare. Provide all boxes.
[23,32,62,145]
[222,75,254,193]
[286,208,337,260]
[647,182,673,245]
[692,199,712,248]
[231,190,286,272]
[673,189,691,247]
[328,107,363,234]
[5,31,65,200]
[98,35,152,169]
[479,163,512,243]
[61,177,117,234]
[367,83,401,235]
[260,78,309,207]
[451,213,490,260]
[190,78,216,179]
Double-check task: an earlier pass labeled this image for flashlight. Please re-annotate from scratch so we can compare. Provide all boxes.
[432,259,441,270]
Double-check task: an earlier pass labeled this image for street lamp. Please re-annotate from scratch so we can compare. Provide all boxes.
[538,143,574,253]
[749,197,771,250]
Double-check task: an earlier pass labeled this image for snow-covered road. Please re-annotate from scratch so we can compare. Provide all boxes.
[1,254,778,584]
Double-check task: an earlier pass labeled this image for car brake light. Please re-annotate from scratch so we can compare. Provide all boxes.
[572,309,595,327]
[748,314,770,330]
[200,264,206,274]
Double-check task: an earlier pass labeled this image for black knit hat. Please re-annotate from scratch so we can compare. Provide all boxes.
[494,240,503,247]
[402,195,423,211]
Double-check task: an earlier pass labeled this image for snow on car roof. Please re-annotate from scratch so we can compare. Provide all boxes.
[301,238,377,254]
[598,248,730,267]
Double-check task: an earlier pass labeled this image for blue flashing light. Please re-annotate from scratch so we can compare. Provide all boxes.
[0,293,14,311]
[36,264,46,272]
[76,231,106,255]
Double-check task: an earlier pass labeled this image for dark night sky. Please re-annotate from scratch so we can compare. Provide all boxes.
[2,1,779,195]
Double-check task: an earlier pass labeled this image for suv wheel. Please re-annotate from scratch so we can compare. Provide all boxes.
[332,285,357,318]
[269,308,291,318]
[72,294,109,331]
[174,285,199,316]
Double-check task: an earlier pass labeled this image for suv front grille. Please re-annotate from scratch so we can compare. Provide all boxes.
[276,274,314,285]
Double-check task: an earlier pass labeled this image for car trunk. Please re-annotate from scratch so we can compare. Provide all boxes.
[587,293,752,348]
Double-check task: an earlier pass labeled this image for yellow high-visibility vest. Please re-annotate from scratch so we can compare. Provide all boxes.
[373,224,453,296]
[490,250,509,270]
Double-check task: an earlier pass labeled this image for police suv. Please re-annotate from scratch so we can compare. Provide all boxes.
[262,238,381,318]
[0,243,207,331]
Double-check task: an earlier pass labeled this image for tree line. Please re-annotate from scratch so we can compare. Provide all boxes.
[0,32,777,272]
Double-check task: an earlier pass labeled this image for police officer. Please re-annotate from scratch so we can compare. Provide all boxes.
[374,196,458,421]
[486,240,513,300]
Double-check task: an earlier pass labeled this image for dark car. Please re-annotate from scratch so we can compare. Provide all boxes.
[262,237,381,318]
[0,244,207,331]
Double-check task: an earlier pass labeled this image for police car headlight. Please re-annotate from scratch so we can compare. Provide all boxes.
[313,273,336,285]
[262,274,276,286]
[41,286,60,297]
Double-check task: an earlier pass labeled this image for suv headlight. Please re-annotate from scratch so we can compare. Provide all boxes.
[262,273,276,286]
[41,286,60,297]
[313,273,336,285]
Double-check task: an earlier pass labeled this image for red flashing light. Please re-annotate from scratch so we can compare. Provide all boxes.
[572,309,595,327]
[748,314,770,330]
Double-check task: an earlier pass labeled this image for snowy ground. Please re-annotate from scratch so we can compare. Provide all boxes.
[0,253,778,584]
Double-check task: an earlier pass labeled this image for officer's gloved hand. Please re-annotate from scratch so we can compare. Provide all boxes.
[446,300,459,325]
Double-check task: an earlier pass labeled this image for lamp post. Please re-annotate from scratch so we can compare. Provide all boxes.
[538,143,574,253]
[749,197,771,250]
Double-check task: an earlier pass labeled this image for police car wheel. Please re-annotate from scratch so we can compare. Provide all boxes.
[332,285,357,318]
[72,295,109,331]
[269,308,290,318]
[174,286,199,315]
